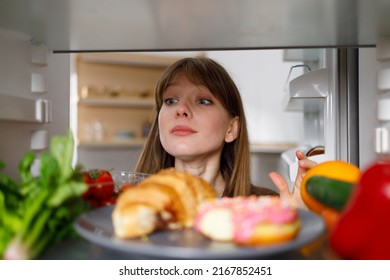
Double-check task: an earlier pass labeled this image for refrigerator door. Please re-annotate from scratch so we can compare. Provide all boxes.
[282,48,360,187]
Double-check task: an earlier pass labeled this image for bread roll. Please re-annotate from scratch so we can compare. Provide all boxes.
[112,168,216,238]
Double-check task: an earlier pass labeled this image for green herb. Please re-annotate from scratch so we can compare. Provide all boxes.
[0,131,89,259]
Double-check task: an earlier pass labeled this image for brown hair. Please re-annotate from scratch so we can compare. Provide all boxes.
[134,57,251,196]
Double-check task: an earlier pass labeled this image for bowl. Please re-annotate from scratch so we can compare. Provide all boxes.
[110,170,150,192]
[82,170,150,207]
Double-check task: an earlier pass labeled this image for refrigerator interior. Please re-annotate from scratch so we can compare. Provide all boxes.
[0,0,388,183]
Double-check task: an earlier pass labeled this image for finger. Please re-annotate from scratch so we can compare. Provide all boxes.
[298,157,317,169]
[295,150,317,170]
[268,172,290,197]
[295,149,306,160]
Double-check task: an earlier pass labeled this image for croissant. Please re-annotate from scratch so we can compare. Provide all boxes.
[112,168,217,238]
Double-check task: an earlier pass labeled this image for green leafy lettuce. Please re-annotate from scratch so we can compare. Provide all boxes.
[0,131,89,259]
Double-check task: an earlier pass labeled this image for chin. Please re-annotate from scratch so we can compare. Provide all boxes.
[170,151,197,160]
[165,143,196,156]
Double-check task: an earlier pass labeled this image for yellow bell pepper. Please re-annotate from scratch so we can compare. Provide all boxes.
[301,160,361,229]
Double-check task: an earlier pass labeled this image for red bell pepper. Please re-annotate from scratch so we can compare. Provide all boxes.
[329,160,390,259]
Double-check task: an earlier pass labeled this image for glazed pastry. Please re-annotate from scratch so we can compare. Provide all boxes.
[194,196,301,245]
[112,168,216,238]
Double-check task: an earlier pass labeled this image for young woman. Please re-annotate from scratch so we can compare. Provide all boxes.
[135,57,314,205]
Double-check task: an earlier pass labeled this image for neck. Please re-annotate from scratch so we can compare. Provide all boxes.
[174,158,225,197]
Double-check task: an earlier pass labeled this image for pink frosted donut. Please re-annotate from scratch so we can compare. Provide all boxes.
[194,196,301,245]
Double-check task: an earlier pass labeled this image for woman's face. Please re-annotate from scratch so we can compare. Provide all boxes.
[158,72,238,162]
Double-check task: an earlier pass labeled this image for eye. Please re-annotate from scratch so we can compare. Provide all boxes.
[197,98,212,105]
[163,97,178,105]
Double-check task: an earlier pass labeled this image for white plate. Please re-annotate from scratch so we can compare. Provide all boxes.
[74,205,325,259]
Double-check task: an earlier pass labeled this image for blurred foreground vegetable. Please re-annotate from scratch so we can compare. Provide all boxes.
[300,160,361,229]
[0,131,89,259]
[330,160,390,259]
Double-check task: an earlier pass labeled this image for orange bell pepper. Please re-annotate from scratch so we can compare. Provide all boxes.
[300,160,361,230]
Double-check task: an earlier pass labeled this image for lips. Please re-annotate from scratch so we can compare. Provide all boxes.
[170,125,197,136]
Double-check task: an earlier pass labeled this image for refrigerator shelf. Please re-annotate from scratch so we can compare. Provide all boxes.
[78,97,154,109]
[77,138,146,149]
[284,68,328,112]
[0,94,51,123]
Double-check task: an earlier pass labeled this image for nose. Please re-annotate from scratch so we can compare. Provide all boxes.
[176,101,192,118]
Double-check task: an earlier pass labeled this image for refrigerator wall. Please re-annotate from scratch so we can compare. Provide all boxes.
[0,32,71,179]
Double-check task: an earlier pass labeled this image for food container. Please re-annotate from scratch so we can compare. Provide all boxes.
[111,170,150,192]
[82,170,150,207]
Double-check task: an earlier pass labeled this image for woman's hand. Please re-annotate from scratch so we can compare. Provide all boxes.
[269,150,317,209]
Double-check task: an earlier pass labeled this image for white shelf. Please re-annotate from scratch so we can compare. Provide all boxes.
[78,138,146,149]
[284,68,328,112]
[78,98,154,108]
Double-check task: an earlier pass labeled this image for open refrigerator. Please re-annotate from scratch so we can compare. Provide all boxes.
[1,1,390,262]
[0,0,389,182]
